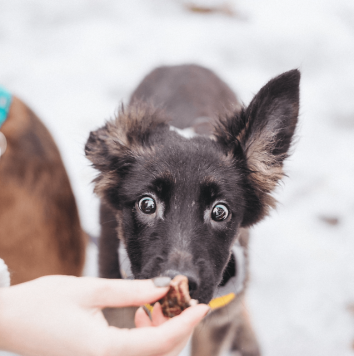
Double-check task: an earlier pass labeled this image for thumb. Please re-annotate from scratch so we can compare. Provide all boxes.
[77,278,169,308]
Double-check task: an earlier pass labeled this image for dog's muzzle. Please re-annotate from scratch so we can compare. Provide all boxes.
[118,241,246,310]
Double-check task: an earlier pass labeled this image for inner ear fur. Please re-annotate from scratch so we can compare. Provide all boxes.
[215,69,300,227]
[85,103,168,204]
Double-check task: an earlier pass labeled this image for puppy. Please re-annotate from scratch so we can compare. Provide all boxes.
[85,64,300,355]
[0,94,86,285]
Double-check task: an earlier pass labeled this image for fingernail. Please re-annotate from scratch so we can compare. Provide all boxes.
[189,299,199,306]
[142,305,152,319]
[153,276,171,287]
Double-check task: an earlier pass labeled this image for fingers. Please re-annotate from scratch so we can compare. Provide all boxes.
[76,278,169,308]
[107,304,210,356]
[151,302,169,327]
[159,304,210,333]
[135,303,169,328]
[135,307,152,328]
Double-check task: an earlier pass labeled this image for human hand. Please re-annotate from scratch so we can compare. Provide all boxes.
[0,275,209,356]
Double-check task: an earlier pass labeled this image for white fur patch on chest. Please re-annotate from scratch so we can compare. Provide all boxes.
[118,243,134,279]
[213,241,246,298]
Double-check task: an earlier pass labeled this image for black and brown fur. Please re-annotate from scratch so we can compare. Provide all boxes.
[0,96,86,285]
[86,64,300,355]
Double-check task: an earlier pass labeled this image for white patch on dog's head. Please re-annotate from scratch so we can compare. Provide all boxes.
[169,125,198,139]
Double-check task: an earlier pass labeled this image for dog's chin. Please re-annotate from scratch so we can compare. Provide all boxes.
[194,285,215,304]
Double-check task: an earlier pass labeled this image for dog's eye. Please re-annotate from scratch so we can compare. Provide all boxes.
[138,197,156,214]
[211,204,229,221]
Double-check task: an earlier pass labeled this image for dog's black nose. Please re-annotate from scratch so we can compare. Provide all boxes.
[163,269,199,295]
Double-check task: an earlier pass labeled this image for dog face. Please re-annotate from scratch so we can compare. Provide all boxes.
[86,69,300,304]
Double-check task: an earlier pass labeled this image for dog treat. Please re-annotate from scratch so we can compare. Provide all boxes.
[158,275,196,318]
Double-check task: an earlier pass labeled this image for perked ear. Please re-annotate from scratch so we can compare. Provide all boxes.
[85,104,168,204]
[215,69,300,227]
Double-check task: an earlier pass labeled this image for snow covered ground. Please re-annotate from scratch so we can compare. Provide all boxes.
[1,0,354,355]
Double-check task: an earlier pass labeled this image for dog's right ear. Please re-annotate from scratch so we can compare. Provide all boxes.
[85,104,168,204]
[85,123,132,173]
[85,126,120,172]
[85,122,133,205]
[215,70,300,226]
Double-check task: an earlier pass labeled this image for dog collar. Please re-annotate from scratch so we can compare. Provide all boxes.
[118,241,246,311]
[0,86,12,157]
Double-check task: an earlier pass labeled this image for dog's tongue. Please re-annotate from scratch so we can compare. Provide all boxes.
[157,275,197,318]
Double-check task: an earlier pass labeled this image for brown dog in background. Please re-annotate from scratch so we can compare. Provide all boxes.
[0,95,86,285]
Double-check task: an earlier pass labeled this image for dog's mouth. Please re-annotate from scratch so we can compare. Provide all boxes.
[161,269,199,295]
[138,266,210,302]
[119,239,243,304]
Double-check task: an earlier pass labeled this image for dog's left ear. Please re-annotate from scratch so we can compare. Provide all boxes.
[215,69,300,227]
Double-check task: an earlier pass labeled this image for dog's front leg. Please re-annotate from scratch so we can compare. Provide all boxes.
[191,296,260,356]
[191,315,233,356]
[99,203,121,279]
[99,203,138,329]
[230,306,260,356]
[191,299,236,356]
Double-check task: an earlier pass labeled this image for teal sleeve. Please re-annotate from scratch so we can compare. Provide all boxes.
[0,86,12,128]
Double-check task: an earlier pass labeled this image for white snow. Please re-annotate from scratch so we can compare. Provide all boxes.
[1,0,354,355]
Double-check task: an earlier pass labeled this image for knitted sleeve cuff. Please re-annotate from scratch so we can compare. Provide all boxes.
[0,258,10,287]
